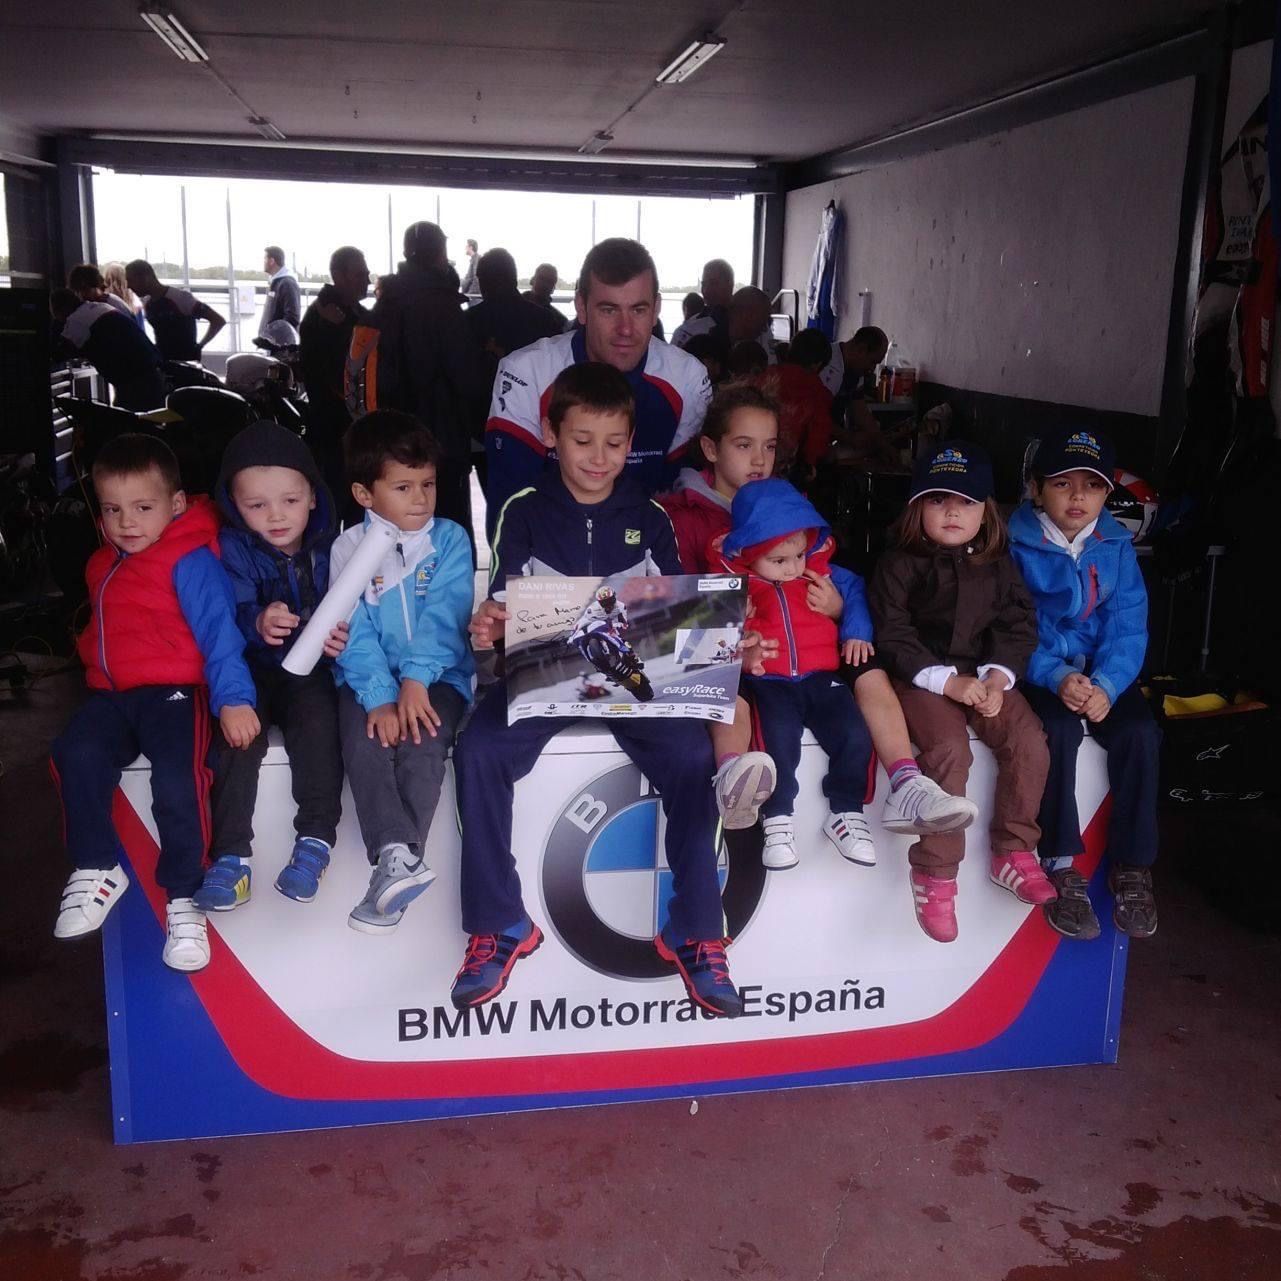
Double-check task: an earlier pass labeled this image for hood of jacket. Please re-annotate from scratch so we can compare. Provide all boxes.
[723,478,830,561]
[215,418,335,553]
[669,467,731,514]
[382,260,462,307]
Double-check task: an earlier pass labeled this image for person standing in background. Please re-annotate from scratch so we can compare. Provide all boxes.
[672,258,734,350]
[102,263,145,329]
[50,288,166,412]
[260,246,301,335]
[458,239,480,298]
[521,262,568,333]
[124,260,226,364]
[68,265,135,322]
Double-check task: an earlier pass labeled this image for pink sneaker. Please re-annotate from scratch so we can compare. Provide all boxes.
[910,869,959,943]
[990,851,1058,905]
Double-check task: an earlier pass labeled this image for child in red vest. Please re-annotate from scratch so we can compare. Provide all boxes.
[715,478,879,869]
[51,434,258,972]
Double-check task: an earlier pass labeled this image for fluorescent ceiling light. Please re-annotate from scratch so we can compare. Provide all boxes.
[249,117,287,142]
[655,34,725,84]
[578,131,614,155]
[139,9,208,62]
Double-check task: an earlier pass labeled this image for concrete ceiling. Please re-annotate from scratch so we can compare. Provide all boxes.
[0,0,1227,163]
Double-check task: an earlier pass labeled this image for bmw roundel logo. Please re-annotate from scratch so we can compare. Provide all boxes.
[540,763,767,980]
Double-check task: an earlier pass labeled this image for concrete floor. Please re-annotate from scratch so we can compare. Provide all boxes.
[2,664,1279,1280]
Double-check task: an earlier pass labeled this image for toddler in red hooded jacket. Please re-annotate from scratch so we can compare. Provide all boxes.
[713,478,879,870]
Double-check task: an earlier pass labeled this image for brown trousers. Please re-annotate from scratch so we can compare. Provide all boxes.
[894,682,1050,876]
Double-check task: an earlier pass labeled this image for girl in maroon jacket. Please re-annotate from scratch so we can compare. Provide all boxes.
[869,441,1054,943]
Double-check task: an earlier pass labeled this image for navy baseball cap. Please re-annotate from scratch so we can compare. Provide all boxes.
[1031,428,1116,487]
[909,440,994,503]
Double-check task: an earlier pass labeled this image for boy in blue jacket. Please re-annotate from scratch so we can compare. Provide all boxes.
[196,421,348,914]
[333,411,475,934]
[457,362,744,1017]
[1009,428,1159,940]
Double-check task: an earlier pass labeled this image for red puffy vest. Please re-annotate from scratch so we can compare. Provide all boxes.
[716,533,840,678]
[78,496,222,693]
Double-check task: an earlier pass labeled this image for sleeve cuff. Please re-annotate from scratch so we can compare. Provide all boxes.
[913,665,957,696]
[1047,662,1079,692]
[978,663,1016,690]
[1092,673,1118,702]
[357,681,399,713]
[398,663,441,691]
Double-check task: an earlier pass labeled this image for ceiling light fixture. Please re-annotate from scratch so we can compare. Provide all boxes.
[139,8,209,62]
[249,117,287,142]
[655,33,725,85]
[578,131,615,155]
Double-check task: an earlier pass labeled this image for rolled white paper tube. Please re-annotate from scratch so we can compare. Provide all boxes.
[281,522,398,676]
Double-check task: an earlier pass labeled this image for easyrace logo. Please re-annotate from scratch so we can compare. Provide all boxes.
[541,763,766,980]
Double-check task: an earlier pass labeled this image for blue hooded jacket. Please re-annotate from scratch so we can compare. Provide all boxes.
[215,420,337,673]
[721,478,872,645]
[1007,501,1148,702]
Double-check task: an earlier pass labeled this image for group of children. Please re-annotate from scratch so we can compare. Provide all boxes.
[51,357,1158,1019]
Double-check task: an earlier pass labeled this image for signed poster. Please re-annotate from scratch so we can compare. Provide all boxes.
[504,574,747,724]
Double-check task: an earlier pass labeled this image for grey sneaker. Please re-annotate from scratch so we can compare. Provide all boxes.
[347,843,436,935]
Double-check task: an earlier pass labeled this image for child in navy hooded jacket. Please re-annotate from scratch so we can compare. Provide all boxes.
[197,420,348,914]
[1009,428,1159,941]
[716,479,877,870]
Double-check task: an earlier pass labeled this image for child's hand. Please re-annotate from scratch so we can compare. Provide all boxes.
[974,672,1008,718]
[740,628,779,677]
[1081,685,1112,723]
[803,570,844,620]
[257,601,300,646]
[220,704,260,749]
[1058,672,1092,712]
[366,703,402,748]
[944,675,986,706]
[397,678,440,744]
[322,620,349,659]
[841,638,875,667]
[469,599,510,650]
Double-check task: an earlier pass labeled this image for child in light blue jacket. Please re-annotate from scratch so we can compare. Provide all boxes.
[1009,428,1159,943]
[333,411,475,935]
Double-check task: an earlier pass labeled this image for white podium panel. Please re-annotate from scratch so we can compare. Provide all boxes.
[102,725,1125,1142]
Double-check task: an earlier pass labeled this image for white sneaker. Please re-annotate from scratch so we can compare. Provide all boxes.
[162,898,210,972]
[881,774,979,835]
[54,865,130,939]
[713,752,777,830]
[824,811,877,866]
[761,816,798,870]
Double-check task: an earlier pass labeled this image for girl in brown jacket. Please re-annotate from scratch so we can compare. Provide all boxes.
[869,441,1055,943]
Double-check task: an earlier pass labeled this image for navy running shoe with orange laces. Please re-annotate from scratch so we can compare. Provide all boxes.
[655,924,743,1017]
[450,919,544,1010]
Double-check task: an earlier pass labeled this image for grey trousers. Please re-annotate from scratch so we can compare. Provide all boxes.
[337,682,467,864]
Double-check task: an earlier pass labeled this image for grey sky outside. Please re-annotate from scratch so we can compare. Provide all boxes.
[92,171,754,296]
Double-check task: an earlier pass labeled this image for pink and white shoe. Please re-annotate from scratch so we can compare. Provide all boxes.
[910,869,958,943]
[990,851,1058,905]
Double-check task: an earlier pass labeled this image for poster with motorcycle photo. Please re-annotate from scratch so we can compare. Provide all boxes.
[504,574,747,724]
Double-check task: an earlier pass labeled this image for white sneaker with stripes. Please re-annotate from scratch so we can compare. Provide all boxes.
[162,899,210,972]
[761,816,799,870]
[824,811,877,866]
[54,864,130,939]
[881,774,979,835]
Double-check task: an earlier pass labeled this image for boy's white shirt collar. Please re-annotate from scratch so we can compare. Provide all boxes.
[362,508,436,599]
[1036,509,1097,561]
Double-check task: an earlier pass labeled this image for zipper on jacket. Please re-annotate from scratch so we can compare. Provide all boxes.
[1080,563,1100,621]
[585,518,594,576]
[394,543,414,638]
[95,554,125,689]
[774,583,799,676]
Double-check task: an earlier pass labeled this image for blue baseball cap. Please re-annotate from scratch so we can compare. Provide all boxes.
[909,440,994,503]
[1030,428,1116,487]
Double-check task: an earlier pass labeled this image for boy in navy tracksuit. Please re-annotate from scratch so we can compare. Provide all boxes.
[51,434,258,973]
[455,362,743,1017]
[196,421,348,913]
[1009,428,1160,940]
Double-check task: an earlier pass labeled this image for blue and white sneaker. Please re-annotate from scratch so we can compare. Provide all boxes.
[450,919,544,1009]
[654,924,743,1018]
[192,856,251,912]
[274,837,331,903]
[347,843,436,935]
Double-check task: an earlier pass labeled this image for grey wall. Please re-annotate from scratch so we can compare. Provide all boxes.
[782,79,1195,417]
